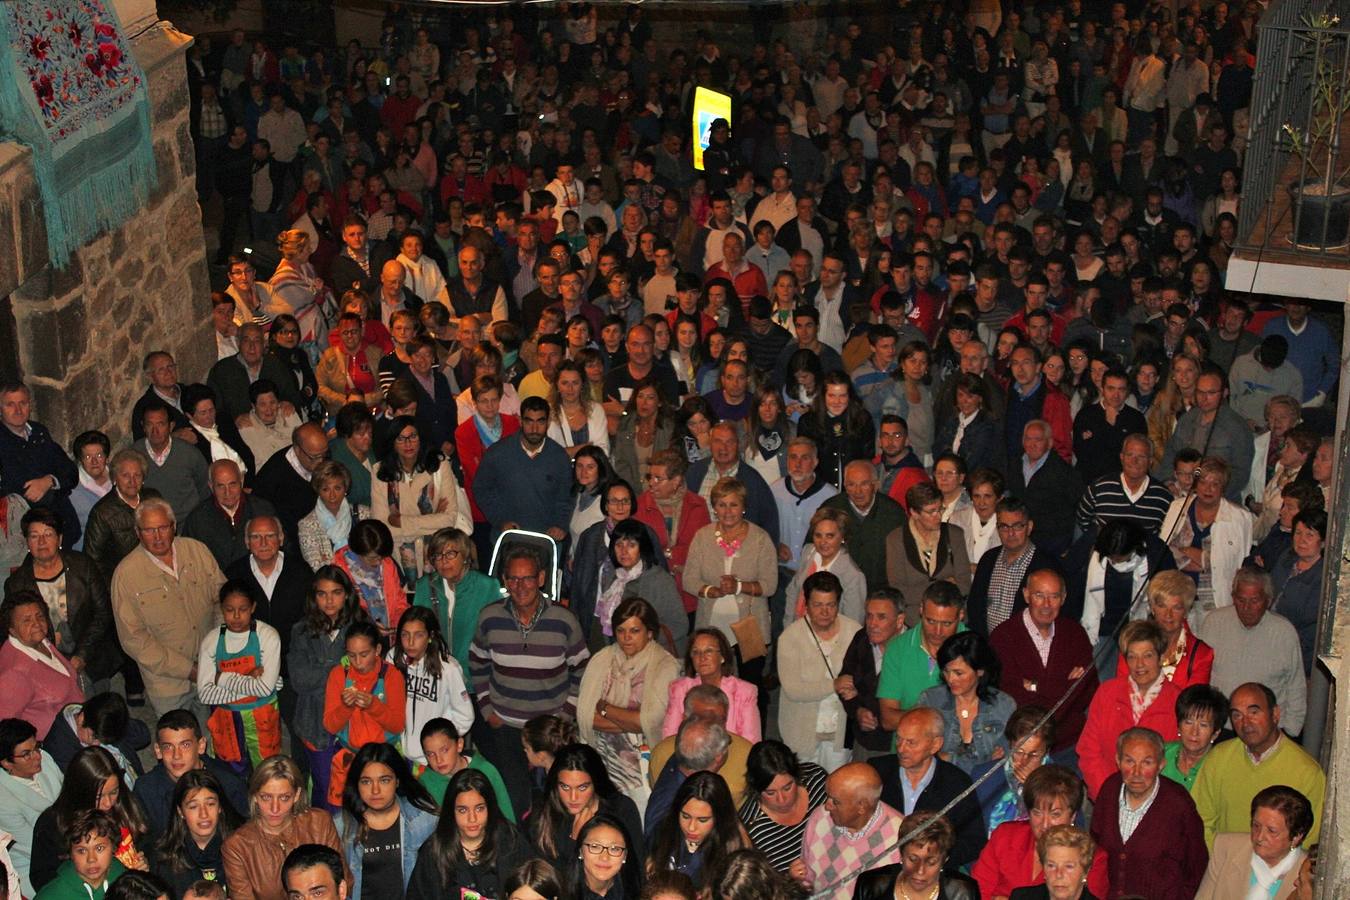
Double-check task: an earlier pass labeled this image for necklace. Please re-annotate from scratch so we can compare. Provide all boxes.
[896,882,940,900]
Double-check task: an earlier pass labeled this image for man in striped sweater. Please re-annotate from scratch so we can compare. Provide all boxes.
[1076,433,1174,536]
[469,545,589,814]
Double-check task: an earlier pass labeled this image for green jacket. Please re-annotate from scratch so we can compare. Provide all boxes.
[35,859,126,900]
[413,569,503,682]
[418,754,516,821]
[329,438,375,508]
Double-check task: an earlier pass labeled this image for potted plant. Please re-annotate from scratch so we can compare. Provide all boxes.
[1284,13,1350,250]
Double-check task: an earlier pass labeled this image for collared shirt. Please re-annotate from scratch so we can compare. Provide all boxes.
[815,284,847,352]
[987,546,1035,631]
[1247,734,1282,765]
[284,447,313,481]
[6,635,71,678]
[898,757,937,815]
[148,441,172,467]
[153,386,183,411]
[832,798,884,840]
[1118,776,1161,842]
[1022,608,1054,665]
[250,552,285,599]
[1022,452,1049,484]
[142,545,179,580]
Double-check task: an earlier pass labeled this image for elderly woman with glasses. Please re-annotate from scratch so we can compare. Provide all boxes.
[662,628,762,743]
[412,527,502,684]
[1161,455,1253,624]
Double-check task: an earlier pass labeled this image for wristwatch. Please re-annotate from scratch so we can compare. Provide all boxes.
[598,700,609,718]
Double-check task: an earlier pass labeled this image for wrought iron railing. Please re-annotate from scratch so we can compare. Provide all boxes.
[1239,0,1350,257]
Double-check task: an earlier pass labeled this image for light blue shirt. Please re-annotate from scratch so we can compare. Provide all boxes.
[1022,452,1049,484]
[899,756,938,815]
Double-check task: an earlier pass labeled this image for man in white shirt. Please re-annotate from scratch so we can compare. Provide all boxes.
[805,252,852,353]
[749,165,798,232]
[811,58,849,119]
[545,163,582,225]
[256,92,306,165]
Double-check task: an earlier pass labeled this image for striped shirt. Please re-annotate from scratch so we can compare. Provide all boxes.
[1076,474,1173,534]
[468,600,590,727]
[738,763,828,872]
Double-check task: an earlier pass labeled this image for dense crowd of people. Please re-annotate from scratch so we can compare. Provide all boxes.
[0,0,1343,898]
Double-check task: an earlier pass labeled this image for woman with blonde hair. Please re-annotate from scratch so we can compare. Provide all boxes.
[782,506,867,627]
[1160,456,1253,623]
[546,359,610,458]
[1009,824,1099,900]
[1145,355,1199,467]
[221,755,349,900]
[269,229,335,351]
[1112,570,1214,689]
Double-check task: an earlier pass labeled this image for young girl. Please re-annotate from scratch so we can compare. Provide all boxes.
[322,621,406,809]
[335,743,439,900]
[334,519,409,637]
[417,718,514,820]
[152,770,242,898]
[286,565,371,810]
[389,608,474,770]
[196,582,282,775]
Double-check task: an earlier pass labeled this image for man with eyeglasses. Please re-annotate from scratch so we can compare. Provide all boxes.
[967,497,1062,639]
[224,255,285,331]
[181,460,277,570]
[989,568,1097,756]
[0,717,63,896]
[207,322,305,425]
[253,422,330,538]
[224,515,313,682]
[131,352,194,442]
[1157,367,1254,504]
[468,545,589,814]
[111,497,224,720]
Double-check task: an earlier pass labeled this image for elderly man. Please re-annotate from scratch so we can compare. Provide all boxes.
[0,382,81,546]
[1191,682,1326,847]
[644,715,735,840]
[131,352,194,441]
[1007,419,1084,556]
[136,402,210,523]
[447,244,508,323]
[793,762,902,900]
[474,396,573,542]
[687,421,780,544]
[966,497,1061,638]
[225,514,313,675]
[180,460,276,569]
[329,214,392,298]
[878,581,968,722]
[469,546,589,814]
[206,322,304,424]
[1089,727,1208,899]
[1076,433,1175,536]
[837,589,904,760]
[771,437,837,634]
[1199,566,1306,736]
[252,422,329,538]
[873,707,986,868]
[822,460,907,594]
[373,258,421,328]
[1158,368,1254,503]
[111,497,224,719]
[990,568,1097,755]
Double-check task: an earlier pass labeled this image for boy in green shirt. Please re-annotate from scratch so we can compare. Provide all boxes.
[416,717,516,821]
[35,810,126,900]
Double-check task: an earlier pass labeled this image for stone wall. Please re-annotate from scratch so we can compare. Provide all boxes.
[0,15,212,448]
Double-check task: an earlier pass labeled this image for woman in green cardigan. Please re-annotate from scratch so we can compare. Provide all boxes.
[413,527,503,681]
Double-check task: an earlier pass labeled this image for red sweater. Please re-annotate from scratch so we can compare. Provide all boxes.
[1089,772,1208,900]
[455,415,520,522]
[990,614,1098,752]
[633,489,711,612]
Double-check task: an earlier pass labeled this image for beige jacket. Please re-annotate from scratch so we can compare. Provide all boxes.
[111,537,224,699]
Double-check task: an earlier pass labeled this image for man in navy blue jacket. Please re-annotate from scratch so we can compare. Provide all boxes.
[475,396,574,543]
[0,382,80,546]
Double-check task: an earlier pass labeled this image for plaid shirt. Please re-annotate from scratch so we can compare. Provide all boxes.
[199,100,228,139]
[987,546,1036,632]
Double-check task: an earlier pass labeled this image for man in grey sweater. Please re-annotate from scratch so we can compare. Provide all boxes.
[1156,369,1254,503]
[136,401,209,522]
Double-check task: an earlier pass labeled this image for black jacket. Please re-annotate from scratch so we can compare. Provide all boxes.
[873,756,986,869]
[224,552,314,676]
[684,459,780,545]
[329,244,394,298]
[179,494,278,570]
[251,448,318,538]
[839,629,891,752]
[933,409,1008,479]
[135,757,250,841]
[131,385,192,440]
[852,866,979,900]
[3,550,120,680]
[1007,452,1084,556]
[406,823,533,900]
[43,708,150,777]
[0,420,80,546]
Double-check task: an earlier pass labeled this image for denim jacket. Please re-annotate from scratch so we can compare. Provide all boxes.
[334,797,439,898]
[918,684,1016,775]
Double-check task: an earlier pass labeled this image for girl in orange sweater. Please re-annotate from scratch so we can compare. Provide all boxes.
[322,620,406,807]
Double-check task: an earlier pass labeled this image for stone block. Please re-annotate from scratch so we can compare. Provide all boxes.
[176,121,197,182]
[0,182,17,300]
[115,256,146,288]
[14,170,49,285]
[150,138,176,206]
[16,293,90,381]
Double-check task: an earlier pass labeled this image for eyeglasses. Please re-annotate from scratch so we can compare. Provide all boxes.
[10,742,41,761]
[504,575,538,585]
[996,521,1029,532]
[582,842,627,858]
[394,433,420,444]
[138,525,173,536]
[432,550,461,563]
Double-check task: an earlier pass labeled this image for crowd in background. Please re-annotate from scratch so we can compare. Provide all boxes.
[0,1,1343,899]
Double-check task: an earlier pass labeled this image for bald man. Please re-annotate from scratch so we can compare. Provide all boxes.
[251,422,329,537]
[794,762,902,899]
[873,707,987,868]
[375,258,423,328]
[180,459,277,568]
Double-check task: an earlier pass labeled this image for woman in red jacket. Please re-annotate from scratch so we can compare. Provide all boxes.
[1112,570,1214,689]
[454,375,520,553]
[973,765,1111,900]
[1076,620,1181,800]
[632,448,711,616]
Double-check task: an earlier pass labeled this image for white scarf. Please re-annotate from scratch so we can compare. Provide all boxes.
[315,499,353,551]
[952,410,977,454]
[1246,847,1304,900]
[77,467,112,499]
[197,424,245,471]
[596,560,643,637]
[1081,551,1149,644]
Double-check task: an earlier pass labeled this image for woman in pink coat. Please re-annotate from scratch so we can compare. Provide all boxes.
[1076,620,1181,800]
[0,592,83,738]
[662,627,762,742]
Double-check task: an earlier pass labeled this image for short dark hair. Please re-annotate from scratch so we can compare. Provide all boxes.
[520,395,550,418]
[1174,684,1228,729]
[104,871,173,900]
[155,708,203,740]
[72,430,111,460]
[802,570,843,605]
[0,718,37,761]
[81,693,131,745]
[282,845,345,894]
[1252,786,1315,844]
[63,808,118,848]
